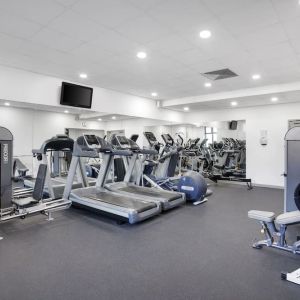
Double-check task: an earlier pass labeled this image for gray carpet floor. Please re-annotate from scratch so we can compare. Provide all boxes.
[0,183,299,300]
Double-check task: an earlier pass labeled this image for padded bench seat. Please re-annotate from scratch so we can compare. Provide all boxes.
[276,211,300,225]
[248,210,275,222]
[12,197,37,207]
[248,210,300,225]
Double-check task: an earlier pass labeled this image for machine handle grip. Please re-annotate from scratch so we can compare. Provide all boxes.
[112,149,132,156]
[141,149,157,155]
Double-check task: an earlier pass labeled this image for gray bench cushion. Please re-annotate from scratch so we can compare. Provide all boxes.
[276,211,300,225]
[12,197,36,207]
[248,210,275,222]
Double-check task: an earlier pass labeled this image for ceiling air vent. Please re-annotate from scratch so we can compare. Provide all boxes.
[201,68,238,81]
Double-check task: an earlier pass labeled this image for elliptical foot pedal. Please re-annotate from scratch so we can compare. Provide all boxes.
[193,198,208,206]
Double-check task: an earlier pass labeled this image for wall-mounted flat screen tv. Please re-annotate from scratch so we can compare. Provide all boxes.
[229,120,238,130]
[60,82,93,109]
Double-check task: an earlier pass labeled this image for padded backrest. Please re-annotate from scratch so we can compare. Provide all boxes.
[33,164,47,201]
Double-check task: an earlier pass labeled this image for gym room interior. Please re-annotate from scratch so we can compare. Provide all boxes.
[0,1,300,299]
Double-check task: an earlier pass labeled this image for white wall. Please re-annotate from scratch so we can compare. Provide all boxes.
[184,103,300,188]
[0,65,184,123]
[0,106,104,174]
[68,128,105,140]
[209,120,246,141]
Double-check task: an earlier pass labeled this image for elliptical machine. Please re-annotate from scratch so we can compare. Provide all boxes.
[143,132,211,205]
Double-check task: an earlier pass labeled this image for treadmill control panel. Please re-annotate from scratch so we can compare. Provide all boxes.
[117,136,130,146]
[161,134,174,146]
[144,132,157,146]
[83,134,101,149]
[114,135,140,151]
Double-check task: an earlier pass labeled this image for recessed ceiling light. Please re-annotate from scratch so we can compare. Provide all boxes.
[231,101,238,106]
[4,102,10,106]
[98,118,102,121]
[252,74,261,80]
[112,116,116,120]
[271,97,278,102]
[199,30,211,39]
[183,107,189,111]
[151,92,158,97]
[79,73,87,79]
[64,110,69,113]
[204,82,212,88]
[137,51,147,59]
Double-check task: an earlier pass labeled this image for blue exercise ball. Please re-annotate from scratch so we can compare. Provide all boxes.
[178,171,208,202]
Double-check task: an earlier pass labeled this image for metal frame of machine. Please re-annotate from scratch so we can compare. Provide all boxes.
[0,127,71,239]
[24,135,96,199]
[107,135,186,210]
[63,135,161,224]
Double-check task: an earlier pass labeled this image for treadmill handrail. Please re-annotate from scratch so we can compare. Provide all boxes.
[139,149,157,155]
[111,149,132,156]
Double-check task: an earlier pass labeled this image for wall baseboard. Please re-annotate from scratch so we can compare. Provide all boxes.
[252,183,283,189]
[209,180,284,189]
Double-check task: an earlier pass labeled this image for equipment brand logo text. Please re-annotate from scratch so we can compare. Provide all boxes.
[3,144,9,164]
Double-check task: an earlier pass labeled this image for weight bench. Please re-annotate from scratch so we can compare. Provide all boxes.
[248,210,300,254]
[12,164,47,208]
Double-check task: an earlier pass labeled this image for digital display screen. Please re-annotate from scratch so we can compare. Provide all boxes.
[162,134,173,145]
[118,136,129,145]
[144,132,157,142]
[84,135,99,145]
[60,82,93,109]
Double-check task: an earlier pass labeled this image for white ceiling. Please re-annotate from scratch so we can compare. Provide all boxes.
[0,0,300,105]
[169,90,300,111]
[0,98,97,114]
[0,98,137,121]
[80,113,137,122]
[97,114,137,122]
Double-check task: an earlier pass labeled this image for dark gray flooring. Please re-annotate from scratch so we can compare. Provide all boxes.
[0,183,299,300]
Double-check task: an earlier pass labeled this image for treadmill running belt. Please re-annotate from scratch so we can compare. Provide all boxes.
[50,179,67,186]
[118,186,181,202]
[85,191,156,213]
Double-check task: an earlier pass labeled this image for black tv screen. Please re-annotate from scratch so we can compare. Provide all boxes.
[229,120,238,130]
[60,82,93,109]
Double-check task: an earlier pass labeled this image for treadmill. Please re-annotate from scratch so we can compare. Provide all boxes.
[63,135,161,224]
[24,135,96,199]
[106,135,186,210]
